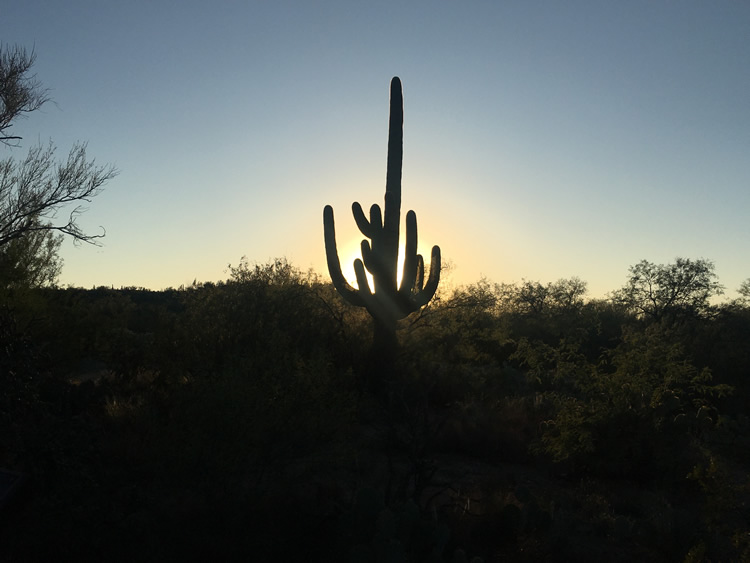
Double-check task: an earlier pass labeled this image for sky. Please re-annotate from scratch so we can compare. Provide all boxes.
[2,1,749,299]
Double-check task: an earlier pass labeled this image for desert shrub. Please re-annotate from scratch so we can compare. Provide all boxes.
[516,323,733,484]
[174,258,361,379]
[400,279,508,367]
[3,256,749,560]
[106,349,356,486]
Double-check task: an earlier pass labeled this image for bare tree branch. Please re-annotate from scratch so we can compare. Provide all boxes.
[0,141,117,247]
[0,42,116,291]
[0,44,50,147]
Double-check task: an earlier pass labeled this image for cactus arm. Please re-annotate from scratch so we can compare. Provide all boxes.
[353,259,373,296]
[323,205,363,306]
[355,258,392,323]
[415,255,425,291]
[362,238,392,290]
[352,202,373,238]
[369,204,383,231]
[353,202,385,247]
[360,239,377,280]
[399,210,419,296]
[413,245,441,308]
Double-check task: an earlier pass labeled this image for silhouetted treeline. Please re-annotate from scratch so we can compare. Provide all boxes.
[1,258,749,561]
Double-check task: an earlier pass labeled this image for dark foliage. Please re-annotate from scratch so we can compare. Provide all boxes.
[1,259,749,561]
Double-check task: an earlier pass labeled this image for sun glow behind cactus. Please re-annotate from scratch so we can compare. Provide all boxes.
[342,244,410,292]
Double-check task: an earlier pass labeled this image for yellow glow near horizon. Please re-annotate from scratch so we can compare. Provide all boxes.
[343,243,420,291]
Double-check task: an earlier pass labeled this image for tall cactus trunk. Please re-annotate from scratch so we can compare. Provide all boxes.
[366,315,398,393]
[382,77,403,291]
[323,77,441,382]
[372,315,398,366]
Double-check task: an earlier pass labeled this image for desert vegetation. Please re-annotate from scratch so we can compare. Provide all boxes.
[3,47,749,562]
[1,256,749,562]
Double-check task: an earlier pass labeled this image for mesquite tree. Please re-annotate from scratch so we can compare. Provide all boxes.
[1,44,117,261]
[323,77,440,362]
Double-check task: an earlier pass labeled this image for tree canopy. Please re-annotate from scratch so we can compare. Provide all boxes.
[0,44,116,288]
[613,257,724,321]
[0,45,48,147]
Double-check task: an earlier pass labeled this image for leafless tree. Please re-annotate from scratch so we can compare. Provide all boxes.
[0,44,117,252]
[1,141,116,246]
[0,45,49,147]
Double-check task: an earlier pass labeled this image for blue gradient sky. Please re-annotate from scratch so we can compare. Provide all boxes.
[3,1,749,298]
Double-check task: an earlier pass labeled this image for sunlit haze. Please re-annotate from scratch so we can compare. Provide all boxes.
[3,2,749,299]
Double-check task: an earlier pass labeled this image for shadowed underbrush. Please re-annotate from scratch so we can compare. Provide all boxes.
[1,259,749,561]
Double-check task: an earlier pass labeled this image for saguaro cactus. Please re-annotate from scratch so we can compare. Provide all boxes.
[323,77,441,357]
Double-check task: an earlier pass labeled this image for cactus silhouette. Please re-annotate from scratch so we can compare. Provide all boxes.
[323,77,441,359]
